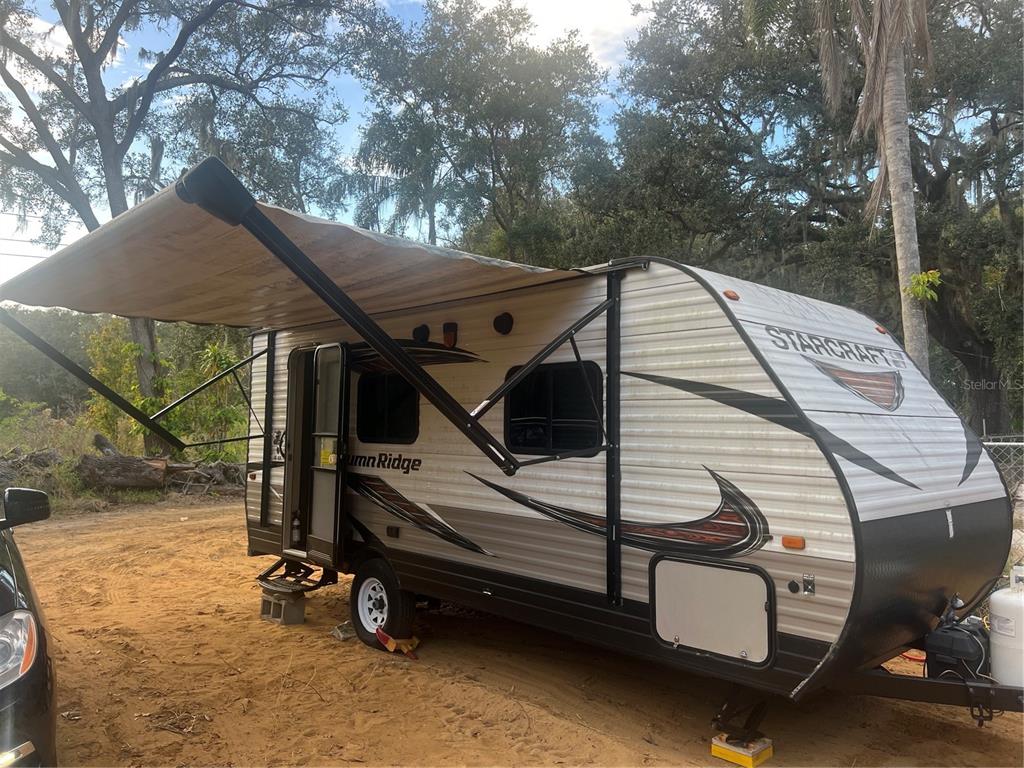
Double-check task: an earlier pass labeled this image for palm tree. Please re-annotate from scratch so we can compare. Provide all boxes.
[350,107,454,245]
[749,0,932,375]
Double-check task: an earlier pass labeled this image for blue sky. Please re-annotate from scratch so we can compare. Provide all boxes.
[0,0,649,284]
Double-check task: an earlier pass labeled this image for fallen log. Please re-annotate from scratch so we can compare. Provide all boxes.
[76,455,168,490]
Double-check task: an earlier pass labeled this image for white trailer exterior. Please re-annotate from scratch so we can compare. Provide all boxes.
[242,258,1008,700]
[1,159,1012,708]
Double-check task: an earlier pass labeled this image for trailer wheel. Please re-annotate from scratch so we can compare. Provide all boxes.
[350,558,415,649]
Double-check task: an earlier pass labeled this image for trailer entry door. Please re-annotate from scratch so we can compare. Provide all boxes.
[306,343,350,566]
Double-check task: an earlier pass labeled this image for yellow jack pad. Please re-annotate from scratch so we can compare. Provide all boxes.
[711,734,774,767]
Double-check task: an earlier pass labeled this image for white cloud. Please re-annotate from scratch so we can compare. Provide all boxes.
[479,0,649,67]
[25,16,72,58]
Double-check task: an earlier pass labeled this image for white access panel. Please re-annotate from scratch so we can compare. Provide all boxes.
[653,559,770,663]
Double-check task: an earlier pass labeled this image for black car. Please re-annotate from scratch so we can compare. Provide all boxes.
[0,489,56,767]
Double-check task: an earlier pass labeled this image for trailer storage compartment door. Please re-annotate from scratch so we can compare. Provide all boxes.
[652,559,772,664]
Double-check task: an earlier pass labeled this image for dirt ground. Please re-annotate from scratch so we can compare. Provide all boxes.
[14,500,1023,767]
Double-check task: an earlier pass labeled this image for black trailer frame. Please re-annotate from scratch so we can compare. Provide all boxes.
[835,666,1024,721]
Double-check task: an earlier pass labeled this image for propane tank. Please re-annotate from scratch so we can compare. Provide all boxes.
[989,565,1024,687]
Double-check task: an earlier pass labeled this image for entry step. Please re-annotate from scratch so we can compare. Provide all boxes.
[256,558,338,594]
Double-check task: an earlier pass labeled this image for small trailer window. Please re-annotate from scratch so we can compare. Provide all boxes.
[505,361,603,455]
[357,372,419,444]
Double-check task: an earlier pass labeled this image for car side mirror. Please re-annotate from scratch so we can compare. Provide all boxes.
[1,488,51,529]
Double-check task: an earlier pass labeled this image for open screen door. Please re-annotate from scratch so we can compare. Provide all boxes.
[306,343,350,566]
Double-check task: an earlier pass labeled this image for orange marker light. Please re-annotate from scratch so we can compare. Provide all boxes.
[875,325,887,334]
[781,535,806,550]
[723,290,740,301]
[443,321,458,348]
[19,617,36,676]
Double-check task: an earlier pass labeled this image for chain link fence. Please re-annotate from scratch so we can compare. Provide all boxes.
[983,435,1024,492]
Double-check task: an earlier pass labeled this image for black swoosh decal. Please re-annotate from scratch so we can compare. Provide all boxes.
[959,422,982,486]
[624,370,920,491]
[469,467,770,558]
[347,474,492,556]
[812,426,921,490]
[624,371,813,436]
[350,340,484,372]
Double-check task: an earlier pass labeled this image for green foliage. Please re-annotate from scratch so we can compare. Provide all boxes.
[158,328,251,463]
[905,270,943,302]
[355,0,603,259]
[84,318,145,454]
[81,318,252,460]
[568,0,1021,433]
[0,389,97,512]
[0,308,105,414]
[351,106,452,244]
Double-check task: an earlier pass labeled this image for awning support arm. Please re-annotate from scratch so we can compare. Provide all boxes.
[151,347,266,420]
[568,332,606,441]
[0,307,270,454]
[185,434,262,448]
[0,307,187,452]
[231,369,263,434]
[470,297,613,420]
[176,157,521,476]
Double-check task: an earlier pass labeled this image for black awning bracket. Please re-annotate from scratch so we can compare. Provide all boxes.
[179,158,522,477]
[186,434,263,448]
[151,347,267,421]
[471,296,614,420]
[0,305,268,455]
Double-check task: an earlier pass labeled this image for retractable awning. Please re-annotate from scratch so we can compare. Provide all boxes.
[0,171,576,329]
[0,158,598,475]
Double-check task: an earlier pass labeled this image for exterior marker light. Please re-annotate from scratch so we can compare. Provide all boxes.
[442,322,458,348]
[412,324,430,343]
[723,290,740,301]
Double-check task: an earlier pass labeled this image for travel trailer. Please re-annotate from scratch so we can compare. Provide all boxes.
[1,158,1020,732]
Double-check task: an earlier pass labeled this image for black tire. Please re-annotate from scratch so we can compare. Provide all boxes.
[349,557,416,649]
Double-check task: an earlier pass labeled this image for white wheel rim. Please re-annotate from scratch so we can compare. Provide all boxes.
[357,577,388,631]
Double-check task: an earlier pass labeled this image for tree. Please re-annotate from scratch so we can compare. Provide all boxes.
[0,306,104,413]
[573,0,1020,430]
[743,0,933,375]
[350,106,452,244]
[354,0,603,261]
[0,0,384,452]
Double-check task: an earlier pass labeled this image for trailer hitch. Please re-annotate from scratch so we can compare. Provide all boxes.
[965,679,995,726]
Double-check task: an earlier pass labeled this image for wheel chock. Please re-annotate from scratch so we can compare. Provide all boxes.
[710,733,773,767]
[374,627,419,659]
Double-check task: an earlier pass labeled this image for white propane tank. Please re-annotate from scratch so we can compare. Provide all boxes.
[990,565,1024,687]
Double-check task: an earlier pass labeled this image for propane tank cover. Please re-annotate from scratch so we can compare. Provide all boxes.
[989,565,1024,688]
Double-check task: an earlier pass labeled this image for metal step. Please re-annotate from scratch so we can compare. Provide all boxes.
[256,558,338,594]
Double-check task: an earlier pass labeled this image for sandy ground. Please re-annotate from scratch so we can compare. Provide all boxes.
[13,499,1023,767]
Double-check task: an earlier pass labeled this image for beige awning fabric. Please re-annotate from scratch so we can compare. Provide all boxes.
[0,183,579,329]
